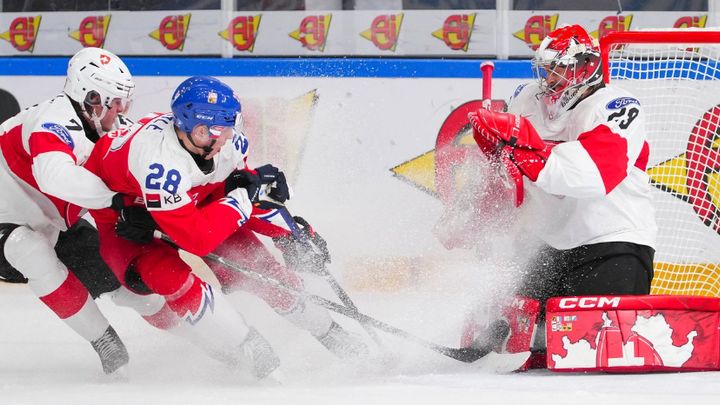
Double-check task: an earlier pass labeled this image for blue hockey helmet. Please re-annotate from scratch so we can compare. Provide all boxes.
[171,76,241,135]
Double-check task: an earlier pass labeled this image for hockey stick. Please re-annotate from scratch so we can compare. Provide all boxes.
[267,203,385,346]
[203,247,494,363]
[155,232,493,363]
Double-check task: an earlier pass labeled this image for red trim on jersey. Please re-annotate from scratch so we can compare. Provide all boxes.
[577,125,629,194]
[634,141,649,171]
[0,124,81,222]
[39,271,88,319]
[151,201,244,257]
[28,131,76,161]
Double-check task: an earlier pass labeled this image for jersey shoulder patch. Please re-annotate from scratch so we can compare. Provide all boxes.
[512,83,530,99]
[40,122,74,149]
[605,97,640,111]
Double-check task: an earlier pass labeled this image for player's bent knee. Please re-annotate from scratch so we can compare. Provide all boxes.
[0,223,27,283]
[546,295,720,372]
[3,225,60,281]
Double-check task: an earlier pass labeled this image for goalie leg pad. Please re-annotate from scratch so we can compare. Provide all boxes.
[546,295,720,372]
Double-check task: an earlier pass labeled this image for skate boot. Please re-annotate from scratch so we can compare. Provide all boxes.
[316,321,369,359]
[90,325,129,374]
[240,327,281,380]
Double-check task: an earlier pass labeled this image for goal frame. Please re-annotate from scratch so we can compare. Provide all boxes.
[599,30,720,297]
[600,30,720,85]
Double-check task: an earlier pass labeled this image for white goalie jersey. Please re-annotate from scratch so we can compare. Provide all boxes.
[508,82,657,250]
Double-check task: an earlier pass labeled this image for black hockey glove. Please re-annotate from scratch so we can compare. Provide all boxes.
[225,170,261,202]
[110,194,157,244]
[115,206,157,244]
[254,164,280,184]
[268,171,290,203]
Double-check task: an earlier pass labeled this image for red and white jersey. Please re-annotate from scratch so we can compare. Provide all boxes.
[0,94,116,235]
[86,112,251,256]
[508,82,657,250]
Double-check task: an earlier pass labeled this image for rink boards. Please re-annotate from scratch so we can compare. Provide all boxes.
[0,58,719,293]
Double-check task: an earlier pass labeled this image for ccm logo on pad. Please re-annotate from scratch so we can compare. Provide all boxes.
[558,296,621,309]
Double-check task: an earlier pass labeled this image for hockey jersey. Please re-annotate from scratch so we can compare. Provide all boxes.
[86,112,251,256]
[0,94,116,235]
[508,82,657,250]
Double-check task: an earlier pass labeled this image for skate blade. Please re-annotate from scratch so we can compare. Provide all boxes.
[474,351,531,373]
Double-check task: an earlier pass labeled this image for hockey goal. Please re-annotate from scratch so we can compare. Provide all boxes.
[600,30,720,297]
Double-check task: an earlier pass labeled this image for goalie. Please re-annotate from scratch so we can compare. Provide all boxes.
[464,25,657,367]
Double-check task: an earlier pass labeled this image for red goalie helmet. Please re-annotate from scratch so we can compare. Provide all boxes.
[532,24,603,119]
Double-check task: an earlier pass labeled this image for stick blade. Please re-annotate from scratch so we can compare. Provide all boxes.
[473,351,532,373]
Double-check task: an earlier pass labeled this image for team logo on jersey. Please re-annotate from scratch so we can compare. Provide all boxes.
[69,15,110,48]
[41,123,75,149]
[647,104,720,236]
[289,14,332,52]
[0,16,41,52]
[674,15,707,28]
[360,14,403,52]
[606,97,639,110]
[149,14,191,51]
[220,15,261,52]
[589,15,633,39]
[432,14,476,52]
[511,83,529,100]
[512,14,558,51]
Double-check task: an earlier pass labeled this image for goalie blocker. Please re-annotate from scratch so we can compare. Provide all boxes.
[462,294,720,372]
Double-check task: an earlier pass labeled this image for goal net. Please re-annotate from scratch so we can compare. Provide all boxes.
[601,30,720,297]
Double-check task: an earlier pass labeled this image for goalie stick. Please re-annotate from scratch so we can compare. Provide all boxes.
[156,231,497,363]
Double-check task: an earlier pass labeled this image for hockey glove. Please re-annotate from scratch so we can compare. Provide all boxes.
[255,164,290,203]
[115,205,157,244]
[225,169,261,202]
[254,164,281,184]
[469,109,552,206]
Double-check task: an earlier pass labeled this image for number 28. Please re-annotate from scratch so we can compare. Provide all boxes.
[145,163,181,194]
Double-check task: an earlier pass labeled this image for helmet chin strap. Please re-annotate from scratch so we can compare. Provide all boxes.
[82,104,110,134]
[186,131,216,158]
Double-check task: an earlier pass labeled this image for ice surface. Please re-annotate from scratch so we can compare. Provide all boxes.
[2,267,719,405]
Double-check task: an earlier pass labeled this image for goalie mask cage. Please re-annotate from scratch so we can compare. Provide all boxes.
[600,30,720,297]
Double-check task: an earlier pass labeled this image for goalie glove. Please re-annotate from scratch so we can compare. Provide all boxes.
[469,109,553,206]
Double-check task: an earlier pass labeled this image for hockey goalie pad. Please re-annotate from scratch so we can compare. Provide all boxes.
[546,295,720,373]
[461,296,540,370]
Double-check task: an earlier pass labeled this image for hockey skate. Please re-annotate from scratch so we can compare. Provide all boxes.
[90,325,129,375]
[240,327,281,380]
[316,321,369,359]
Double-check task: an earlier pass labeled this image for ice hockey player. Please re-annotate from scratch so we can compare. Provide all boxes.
[0,47,133,374]
[84,76,365,379]
[463,24,657,367]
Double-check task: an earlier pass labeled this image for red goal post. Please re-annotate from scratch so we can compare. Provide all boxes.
[600,30,720,297]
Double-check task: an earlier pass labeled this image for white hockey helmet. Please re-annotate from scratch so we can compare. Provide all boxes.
[63,47,135,132]
[532,24,603,120]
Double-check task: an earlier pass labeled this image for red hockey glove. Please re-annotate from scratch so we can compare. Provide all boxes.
[469,109,552,206]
